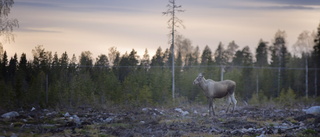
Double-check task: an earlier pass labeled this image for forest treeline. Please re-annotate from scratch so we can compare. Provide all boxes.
[1,25,320,109]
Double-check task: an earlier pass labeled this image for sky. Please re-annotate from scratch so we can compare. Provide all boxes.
[3,0,320,60]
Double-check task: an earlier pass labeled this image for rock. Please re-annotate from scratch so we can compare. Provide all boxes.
[303,106,320,115]
[193,110,198,114]
[142,108,163,115]
[1,111,19,119]
[154,108,164,115]
[71,115,81,125]
[10,133,17,137]
[74,116,81,124]
[31,107,36,111]
[46,111,58,116]
[142,108,150,111]
[105,117,114,123]
[43,109,49,112]
[175,108,189,116]
[202,113,208,117]
[64,112,70,117]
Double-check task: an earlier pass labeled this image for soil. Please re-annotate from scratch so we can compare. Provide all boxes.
[1,105,319,137]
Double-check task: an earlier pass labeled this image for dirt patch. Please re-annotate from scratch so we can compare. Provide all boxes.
[0,105,319,136]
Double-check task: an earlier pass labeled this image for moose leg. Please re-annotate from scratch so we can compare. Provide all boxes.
[231,93,237,113]
[208,98,212,116]
[226,95,232,113]
[211,99,215,116]
[208,98,214,116]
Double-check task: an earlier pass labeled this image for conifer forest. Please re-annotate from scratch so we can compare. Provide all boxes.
[1,0,320,136]
[1,26,320,109]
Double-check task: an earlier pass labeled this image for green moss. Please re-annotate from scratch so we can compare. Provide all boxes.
[299,129,318,137]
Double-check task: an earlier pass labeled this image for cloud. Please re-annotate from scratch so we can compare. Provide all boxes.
[184,0,320,11]
[15,0,166,13]
[244,0,320,10]
[17,28,62,33]
[259,0,320,6]
[260,5,316,10]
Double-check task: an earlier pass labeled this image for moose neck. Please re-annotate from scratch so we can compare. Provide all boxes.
[198,77,208,91]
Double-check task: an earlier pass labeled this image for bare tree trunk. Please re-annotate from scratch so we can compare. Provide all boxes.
[46,74,48,104]
[171,1,175,100]
[277,66,281,96]
[163,0,184,101]
[315,70,318,97]
[256,72,259,95]
[220,66,225,81]
[305,57,308,99]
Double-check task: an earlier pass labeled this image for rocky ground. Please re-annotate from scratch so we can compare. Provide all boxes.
[0,104,319,137]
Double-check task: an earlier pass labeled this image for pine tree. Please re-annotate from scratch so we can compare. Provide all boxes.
[140,49,150,71]
[8,53,17,83]
[118,49,138,82]
[255,39,269,66]
[79,51,93,72]
[201,45,213,66]
[269,30,290,97]
[313,23,320,97]
[233,50,243,66]
[59,52,69,67]
[225,41,239,64]
[95,54,109,68]
[1,51,8,80]
[239,46,254,99]
[32,45,52,73]
[214,42,227,66]
[151,47,164,67]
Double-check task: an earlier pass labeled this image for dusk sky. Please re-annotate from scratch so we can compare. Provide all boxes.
[4,0,320,59]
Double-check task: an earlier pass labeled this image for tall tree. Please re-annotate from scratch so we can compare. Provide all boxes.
[192,46,200,66]
[128,49,139,67]
[269,30,289,97]
[79,51,93,72]
[15,53,28,107]
[214,42,228,80]
[293,31,315,98]
[18,53,27,73]
[1,50,7,80]
[69,54,77,73]
[214,42,227,66]
[254,39,269,95]
[225,41,239,64]
[163,48,171,67]
[175,35,193,67]
[59,52,69,67]
[108,47,119,66]
[163,0,185,100]
[95,54,109,68]
[201,45,213,66]
[233,50,243,66]
[313,23,320,97]
[151,47,164,67]
[140,49,150,71]
[7,53,17,82]
[241,46,254,99]
[118,49,139,82]
[255,39,269,66]
[32,45,52,73]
